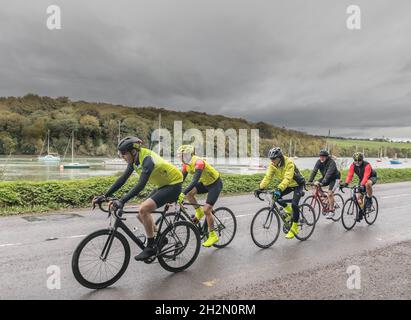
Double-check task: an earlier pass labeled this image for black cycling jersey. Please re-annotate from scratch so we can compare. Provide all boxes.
[308,158,341,185]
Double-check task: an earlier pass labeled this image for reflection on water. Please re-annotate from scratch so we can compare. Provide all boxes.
[0,156,409,182]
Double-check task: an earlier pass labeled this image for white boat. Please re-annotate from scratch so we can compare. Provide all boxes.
[63,131,90,169]
[38,130,60,161]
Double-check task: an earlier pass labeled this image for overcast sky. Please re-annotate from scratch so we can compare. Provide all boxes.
[1,0,410,139]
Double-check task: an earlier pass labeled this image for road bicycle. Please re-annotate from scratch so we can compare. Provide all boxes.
[250,190,316,248]
[155,202,237,248]
[304,182,345,222]
[72,198,201,289]
[340,185,379,230]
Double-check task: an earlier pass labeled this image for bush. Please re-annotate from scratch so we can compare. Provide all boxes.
[1,168,411,215]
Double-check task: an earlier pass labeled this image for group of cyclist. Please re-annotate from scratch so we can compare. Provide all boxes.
[92,136,378,260]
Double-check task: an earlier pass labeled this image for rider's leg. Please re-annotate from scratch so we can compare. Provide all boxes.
[285,185,303,239]
[202,178,223,247]
[365,180,373,198]
[187,187,204,222]
[134,183,182,261]
[204,203,215,230]
[327,190,335,211]
[139,199,157,239]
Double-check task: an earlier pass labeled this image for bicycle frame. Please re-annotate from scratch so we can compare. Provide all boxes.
[97,201,177,259]
[175,202,228,237]
[256,191,292,225]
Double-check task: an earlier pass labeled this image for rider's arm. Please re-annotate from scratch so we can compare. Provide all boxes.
[360,164,372,186]
[345,163,355,184]
[278,160,295,191]
[181,164,188,182]
[104,164,134,197]
[259,164,274,189]
[308,160,320,182]
[323,159,337,185]
[183,160,204,195]
[120,156,155,203]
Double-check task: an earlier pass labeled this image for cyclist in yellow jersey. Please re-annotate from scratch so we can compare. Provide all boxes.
[92,136,183,261]
[176,145,223,247]
[255,147,306,239]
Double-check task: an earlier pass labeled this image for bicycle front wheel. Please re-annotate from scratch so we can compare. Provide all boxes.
[72,229,130,289]
[364,196,379,225]
[341,199,358,230]
[212,207,237,248]
[295,204,316,241]
[303,195,321,222]
[330,193,345,222]
[250,207,280,248]
[157,220,201,272]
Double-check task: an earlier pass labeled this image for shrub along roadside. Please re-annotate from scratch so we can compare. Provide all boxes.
[1,168,411,215]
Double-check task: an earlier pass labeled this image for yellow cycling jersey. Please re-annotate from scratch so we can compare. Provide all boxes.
[183,155,220,186]
[133,148,183,188]
[259,156,305,191]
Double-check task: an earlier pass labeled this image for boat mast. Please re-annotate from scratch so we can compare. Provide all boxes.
[71,131,74,163]
[47,130,50,155]
[117,120,121,145]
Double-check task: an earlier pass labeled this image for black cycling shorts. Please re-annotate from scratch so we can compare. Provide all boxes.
[368,177,377,185]
[148,183,182,208]
[194,177,223,206]
[322,178,340,192]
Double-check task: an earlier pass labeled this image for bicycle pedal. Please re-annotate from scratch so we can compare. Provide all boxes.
[143,256,156,264]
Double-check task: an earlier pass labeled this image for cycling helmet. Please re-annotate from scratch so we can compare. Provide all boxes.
[268,147,283,160]
[353,152,364,162]
[117,136,142,153]
[319,149,329,157]
[177,145,195,155]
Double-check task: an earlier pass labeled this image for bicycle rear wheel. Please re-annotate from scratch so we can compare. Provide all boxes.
[157,220,201,272]
[250,207,280,248]
[72,229,130,289]
[341,199,358,230]
[295,204,316,241]
[212,207,237,248]
[364,196,378,225]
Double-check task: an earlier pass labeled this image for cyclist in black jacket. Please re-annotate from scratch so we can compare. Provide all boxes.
[308,149,341,219]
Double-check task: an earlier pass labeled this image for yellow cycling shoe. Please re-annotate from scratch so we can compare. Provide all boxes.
[195,207,205,220]
[285,222,299,239]
[202,231,219,247]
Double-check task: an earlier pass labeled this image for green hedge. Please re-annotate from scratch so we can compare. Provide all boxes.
[1,168,411,215]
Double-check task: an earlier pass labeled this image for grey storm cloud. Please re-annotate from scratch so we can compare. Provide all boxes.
[0,0,411,139]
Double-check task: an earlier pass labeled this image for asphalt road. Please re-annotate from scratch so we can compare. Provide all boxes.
[1,181,411,299]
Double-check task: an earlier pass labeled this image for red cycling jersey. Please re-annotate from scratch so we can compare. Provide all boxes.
[345,162,373,186]
[182,159,205,173]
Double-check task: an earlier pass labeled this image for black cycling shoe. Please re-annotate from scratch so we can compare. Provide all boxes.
[356,210,364,222]
[134,245,157,261]
[365,197,373,209]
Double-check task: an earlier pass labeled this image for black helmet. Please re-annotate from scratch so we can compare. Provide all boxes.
[268,147,283,160]
[117,136,142,153]
[319,149,329,157]
[353,152,364,161]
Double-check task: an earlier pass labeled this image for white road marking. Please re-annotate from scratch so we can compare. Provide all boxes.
[0,243,22,247]
[380,193,411,199]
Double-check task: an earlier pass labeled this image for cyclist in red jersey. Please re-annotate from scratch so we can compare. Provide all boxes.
[341,152,377,217]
